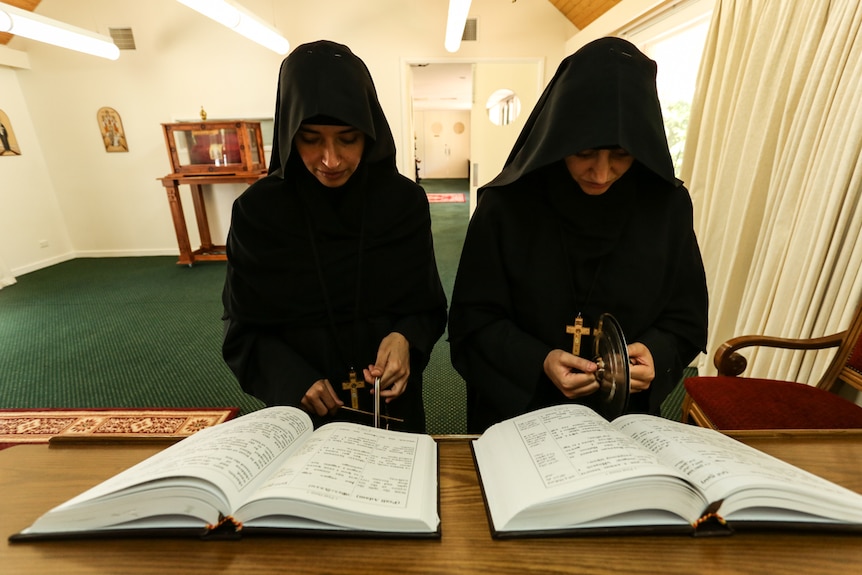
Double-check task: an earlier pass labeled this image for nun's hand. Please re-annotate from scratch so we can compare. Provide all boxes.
[628,342,655,392]
[301,379,343,416]
[364,332,410,403]
[544,349,599,399]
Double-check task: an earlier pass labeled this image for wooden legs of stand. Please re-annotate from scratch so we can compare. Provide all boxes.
[161,179,227,266]
[189,184,216,254]
[164,182,195,266]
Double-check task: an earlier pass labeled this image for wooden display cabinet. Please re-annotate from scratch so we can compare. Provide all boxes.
[161,120,266,175]
[159,120,268,266]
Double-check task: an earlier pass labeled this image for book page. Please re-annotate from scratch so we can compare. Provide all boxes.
[505,405,672,488]
[49,406,313,514]
[235,422,439,532]
[614,415,862,521]
[472,404,698,530]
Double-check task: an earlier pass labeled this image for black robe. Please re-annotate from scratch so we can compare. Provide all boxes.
[448,38,708,432]
[222,41,447,432]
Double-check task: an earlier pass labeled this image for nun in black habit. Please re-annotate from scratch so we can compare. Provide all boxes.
[448,37,708,433]
[222,40,447,433]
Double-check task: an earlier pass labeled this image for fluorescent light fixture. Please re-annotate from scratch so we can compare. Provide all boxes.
[445,0,472,53]
[0,2,120,60]
[177,0,290,55]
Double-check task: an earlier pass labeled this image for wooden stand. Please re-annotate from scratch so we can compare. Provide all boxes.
[159,172,265,266]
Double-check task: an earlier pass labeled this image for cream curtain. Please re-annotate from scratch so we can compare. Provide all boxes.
[682,0,862,382]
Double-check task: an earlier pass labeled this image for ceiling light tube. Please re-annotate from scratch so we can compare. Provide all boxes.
[445,0,472,53]
[0,2,119,60]
[176,0,289,55]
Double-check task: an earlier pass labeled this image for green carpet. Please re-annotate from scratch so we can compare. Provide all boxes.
[0,177,687,434]
[0,178,472,434]
[0,257,264,416]
[421,178,470,434]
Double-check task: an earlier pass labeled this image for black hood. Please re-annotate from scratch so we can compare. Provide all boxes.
[482,37,678,192]
[269,39,397,177]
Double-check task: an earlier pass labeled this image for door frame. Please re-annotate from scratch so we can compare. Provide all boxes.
[400,57,544,215]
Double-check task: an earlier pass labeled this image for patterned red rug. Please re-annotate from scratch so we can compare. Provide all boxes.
[0,407,238,448]
[427,193,466,203]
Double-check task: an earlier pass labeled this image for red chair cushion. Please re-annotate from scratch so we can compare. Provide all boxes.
[684,376,862,430]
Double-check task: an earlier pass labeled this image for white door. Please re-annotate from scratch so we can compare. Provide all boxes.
[421,110,470,179]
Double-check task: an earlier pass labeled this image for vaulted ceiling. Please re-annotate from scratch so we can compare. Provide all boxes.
[546,0,621,30]
[0,0,621,45]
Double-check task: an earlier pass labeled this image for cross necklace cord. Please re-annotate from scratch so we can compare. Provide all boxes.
[302,189,369,411]
[558,220,606,359]
[556,179,636,360]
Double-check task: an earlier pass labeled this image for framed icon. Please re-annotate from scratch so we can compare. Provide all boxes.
[0,110,21,156]
[97,107,129,152]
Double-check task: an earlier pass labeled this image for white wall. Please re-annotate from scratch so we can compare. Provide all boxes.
[469,59,544,212]
[0,66,72,275]
[0,0,594,277]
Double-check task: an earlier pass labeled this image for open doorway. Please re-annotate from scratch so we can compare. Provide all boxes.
[403,58,542,215]
[409,62,473,184]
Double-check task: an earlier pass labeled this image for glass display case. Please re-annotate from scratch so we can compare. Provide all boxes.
[161,120,266,175]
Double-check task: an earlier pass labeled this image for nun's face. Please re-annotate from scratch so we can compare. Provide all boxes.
[294,124,365,188]
[564,148,634,195]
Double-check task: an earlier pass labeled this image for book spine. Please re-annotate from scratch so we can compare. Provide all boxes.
[203,515,243,540]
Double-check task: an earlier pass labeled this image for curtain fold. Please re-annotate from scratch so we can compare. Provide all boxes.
[682,0,862,383]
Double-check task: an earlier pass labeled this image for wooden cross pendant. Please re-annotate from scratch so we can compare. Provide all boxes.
[342,370,365,409]
[565,314,592,357]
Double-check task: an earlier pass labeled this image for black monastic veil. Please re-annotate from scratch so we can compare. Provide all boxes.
[448,37,708,433]
[222,40,447,432]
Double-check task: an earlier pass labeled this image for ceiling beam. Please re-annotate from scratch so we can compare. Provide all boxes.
[546,0,622,30]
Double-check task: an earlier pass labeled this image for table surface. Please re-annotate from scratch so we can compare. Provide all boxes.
[2,432,861,574]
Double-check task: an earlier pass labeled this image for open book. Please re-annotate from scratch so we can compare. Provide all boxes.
[471,404,862,537]
[11,406,439,541]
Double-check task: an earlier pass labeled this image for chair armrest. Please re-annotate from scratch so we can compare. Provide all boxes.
[714,331,848,376]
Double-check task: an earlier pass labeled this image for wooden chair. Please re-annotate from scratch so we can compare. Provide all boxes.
[681,298,862,430]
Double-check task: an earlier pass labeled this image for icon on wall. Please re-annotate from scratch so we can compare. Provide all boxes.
[0,110,21,156]
[97,107,129,152]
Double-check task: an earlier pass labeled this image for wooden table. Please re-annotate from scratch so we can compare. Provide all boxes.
[2,432,861,574]
[159,172,265,266]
